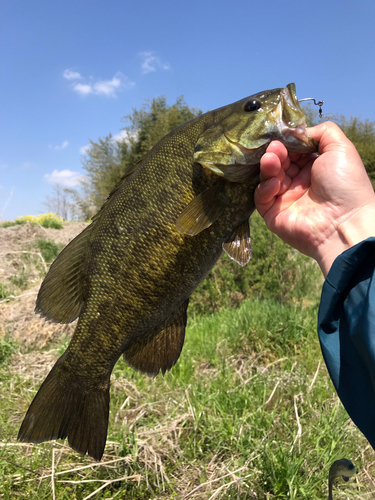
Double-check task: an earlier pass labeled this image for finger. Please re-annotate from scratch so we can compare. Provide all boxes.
[277,174,293,195]
[281,155,291,172]
[265,141,289,165]
[307,121,352,154]
[254,177,281,216]
[295,153,318,168]
[259,152,284,182]
[288,151,317,169]
[285,163,300,179]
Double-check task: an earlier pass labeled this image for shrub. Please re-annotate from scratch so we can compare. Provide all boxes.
[0,282,11,300]
[0,212,64,229]
[190,213,322,315]
[36,238,63,264]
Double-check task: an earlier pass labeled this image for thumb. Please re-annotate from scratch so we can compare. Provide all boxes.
[307,121,353,155]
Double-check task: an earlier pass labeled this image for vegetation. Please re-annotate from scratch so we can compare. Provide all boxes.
[0,283,12,300]
[339,117,375,187]
[0,219,372,498]
[191,212,322,315]
[0,237,63,302]
[38,98,375,221]
[0,299,372,498]
[303,103,375,187]
[70,96,202,219]
[76,101,374,220]
[36,239,64,265]
[1,97,374,497]
[0,213,64,229]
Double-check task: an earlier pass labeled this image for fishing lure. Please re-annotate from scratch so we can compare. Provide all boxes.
[299,97,324,118]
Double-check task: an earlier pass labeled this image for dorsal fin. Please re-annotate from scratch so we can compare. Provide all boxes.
[35,223,95,323]
[222,217,252,267]
[176,181,228,236]
[123,299,189,376]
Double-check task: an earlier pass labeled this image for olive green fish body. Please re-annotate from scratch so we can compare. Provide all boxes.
[69,118,256,360]
[18,84,318,460]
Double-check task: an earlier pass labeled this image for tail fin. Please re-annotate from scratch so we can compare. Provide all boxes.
[18,357,110,461]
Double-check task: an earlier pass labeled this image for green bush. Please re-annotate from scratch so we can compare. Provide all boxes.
[36,238,64,264]
[0,335,16,366]
[10,269,29,290]
[190,213,322,315]
[0,213,64,229]
[0,282,11,300]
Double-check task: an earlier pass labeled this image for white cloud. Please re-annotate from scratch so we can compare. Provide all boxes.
[49,141,69,150]
[93,76,122,96]
[44,169,83,187]
[80,144,91,155]
[112,130,138,145]
[139,52,170,74]
[64,69,135,97]
[80,131,138,155]
[73,83,93,95]
[63,69,82,80]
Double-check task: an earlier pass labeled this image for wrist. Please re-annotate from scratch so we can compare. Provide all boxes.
[315,203,375,277]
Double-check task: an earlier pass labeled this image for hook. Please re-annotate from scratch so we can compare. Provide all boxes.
[298,98,324,118]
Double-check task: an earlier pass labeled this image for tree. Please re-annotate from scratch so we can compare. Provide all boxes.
[44,184,72,220]
[80,134,124,212]
[302,105,375,188]
[73,96,201,216]
[337,116,375,187]
[71,96,375,221]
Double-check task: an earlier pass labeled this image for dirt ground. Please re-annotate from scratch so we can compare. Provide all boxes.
[0,222,88,348]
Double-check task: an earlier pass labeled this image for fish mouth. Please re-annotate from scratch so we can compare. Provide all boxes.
[272,83,318,152]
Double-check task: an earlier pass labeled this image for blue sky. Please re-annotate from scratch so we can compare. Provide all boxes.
[1,0,374,220]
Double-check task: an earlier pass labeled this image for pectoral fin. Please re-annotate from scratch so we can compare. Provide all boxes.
[123,299,189,377]
[176,181,227,236]
[222,218,252,267]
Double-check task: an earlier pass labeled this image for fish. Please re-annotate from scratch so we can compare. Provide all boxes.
[18,83,318,461]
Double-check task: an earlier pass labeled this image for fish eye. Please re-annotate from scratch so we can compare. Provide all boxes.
[243,100,262,112]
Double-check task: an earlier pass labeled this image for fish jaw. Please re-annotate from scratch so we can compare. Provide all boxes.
[193,83,318,182]
[270,83,318,153]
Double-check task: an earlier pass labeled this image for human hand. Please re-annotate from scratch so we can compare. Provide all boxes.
[254,121,375,276]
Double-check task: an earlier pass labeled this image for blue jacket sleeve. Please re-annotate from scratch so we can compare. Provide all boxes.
[318,237,375,448]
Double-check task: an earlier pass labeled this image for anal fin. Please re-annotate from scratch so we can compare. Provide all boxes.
[223,218,252,267]
[123,299,189,376]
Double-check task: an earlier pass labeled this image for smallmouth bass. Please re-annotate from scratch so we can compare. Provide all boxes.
[18,84,318,460]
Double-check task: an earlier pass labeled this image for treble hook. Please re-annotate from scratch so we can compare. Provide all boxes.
[298,98,324,118]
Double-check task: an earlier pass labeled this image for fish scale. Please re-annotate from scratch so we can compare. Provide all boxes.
[18,83,318,460]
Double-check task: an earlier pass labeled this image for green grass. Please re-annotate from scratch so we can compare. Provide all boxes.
[0,299,372,499]
[10,270,29,291]
[190,213,323,315]
[0,335,17,366]
[0,282,12,300]
[36,239,64,264]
